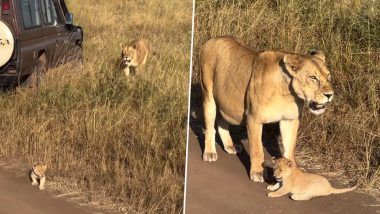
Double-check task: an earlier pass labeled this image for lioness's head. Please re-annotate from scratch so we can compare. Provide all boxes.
[282,51,334,115]
[121,45,138,66]
[272,158,295,181]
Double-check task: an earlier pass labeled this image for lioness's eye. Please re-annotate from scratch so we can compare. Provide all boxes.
[309,75,319,81]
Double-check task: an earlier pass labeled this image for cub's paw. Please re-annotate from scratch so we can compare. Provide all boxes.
[39,186,45,190]
[250,171,264,182]
[267,192,276,198]
[203,152,218,162]
[32,182,38,186]
[267,182,280,191]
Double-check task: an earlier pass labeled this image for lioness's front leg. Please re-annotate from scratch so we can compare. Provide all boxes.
[247,115,264,182]
[123,66,130,77]
[280,119,299,161]
[217,118,243,155]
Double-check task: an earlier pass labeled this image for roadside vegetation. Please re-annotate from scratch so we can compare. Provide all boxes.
[0,0,191,212]
[193,0,379,198]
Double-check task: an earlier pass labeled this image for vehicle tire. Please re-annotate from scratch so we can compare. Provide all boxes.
[73,45,83,66]
[0,20,14,67]
[21,53,48,88]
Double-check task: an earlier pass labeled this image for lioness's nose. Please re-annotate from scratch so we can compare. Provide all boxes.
[323,93,333,99]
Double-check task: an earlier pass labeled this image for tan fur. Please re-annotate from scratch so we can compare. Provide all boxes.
[31,163,47,190]
[267,158,357,200]
[121,38,150,76]
[200,36,334,182]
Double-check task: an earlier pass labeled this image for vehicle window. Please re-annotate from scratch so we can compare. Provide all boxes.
[52,1,64,25]
[41,0,58,25]
[20,0,42,29]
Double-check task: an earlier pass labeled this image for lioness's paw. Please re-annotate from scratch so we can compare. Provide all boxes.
[32,182,38,186]
[225,145,237,154]
[267,192,275,197]
[250,171,264,182]
[203,152,218,162]
[39,186,45,190]
[225,144,243,154]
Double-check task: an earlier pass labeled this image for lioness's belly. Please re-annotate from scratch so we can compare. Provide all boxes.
[213,59,254,125]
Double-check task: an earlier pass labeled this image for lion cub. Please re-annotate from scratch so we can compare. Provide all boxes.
[121,38,150,77]
[267,158,357,200]
[31,163,47,190]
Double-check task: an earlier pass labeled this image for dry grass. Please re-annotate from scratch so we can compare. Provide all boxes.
[192,0,379,198]
[0,0,192,212]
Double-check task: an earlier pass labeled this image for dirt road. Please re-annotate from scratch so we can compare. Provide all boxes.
[0,165,110,214]
[185,129,380,214]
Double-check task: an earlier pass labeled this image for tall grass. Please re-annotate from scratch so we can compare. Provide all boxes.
[0,0,191,212]
[193,0,379,197]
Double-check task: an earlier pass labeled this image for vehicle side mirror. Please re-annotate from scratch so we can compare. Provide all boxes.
[65,13,73,25]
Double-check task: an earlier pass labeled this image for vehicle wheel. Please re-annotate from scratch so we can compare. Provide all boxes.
[73,45,83,66]
[21,53,48,88]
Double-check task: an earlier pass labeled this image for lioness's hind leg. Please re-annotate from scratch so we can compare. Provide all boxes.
[202,63,217,162]
[217,118,243,154]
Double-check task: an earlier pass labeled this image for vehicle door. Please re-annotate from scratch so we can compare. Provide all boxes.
[17,0,45,76]
[40,0,67,67]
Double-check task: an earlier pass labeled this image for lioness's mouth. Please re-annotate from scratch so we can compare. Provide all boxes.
[309,102,325,111]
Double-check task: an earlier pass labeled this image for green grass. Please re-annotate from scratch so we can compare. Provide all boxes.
[0,0,192,212]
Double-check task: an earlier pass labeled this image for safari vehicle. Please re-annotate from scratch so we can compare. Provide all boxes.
[0,0,83,87]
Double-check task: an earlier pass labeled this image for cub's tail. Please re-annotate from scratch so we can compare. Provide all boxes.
[331,185,358,194]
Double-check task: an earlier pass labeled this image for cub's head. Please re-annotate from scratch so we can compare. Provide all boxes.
[272,158,295,181]
[282,51,334,115]
[121,45,138,66]
[33,163,47,177]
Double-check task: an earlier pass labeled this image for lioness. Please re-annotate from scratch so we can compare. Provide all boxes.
[200,36,334,182]
[267,158,357,200]
[121,39,150,76]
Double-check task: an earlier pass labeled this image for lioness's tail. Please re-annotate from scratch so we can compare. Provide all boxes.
[331,185,358,194]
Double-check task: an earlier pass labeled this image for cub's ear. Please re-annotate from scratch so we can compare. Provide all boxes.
[283,54,303,75]
[286,160,296,168]
[271,156,278,163]
[310,50,326,63]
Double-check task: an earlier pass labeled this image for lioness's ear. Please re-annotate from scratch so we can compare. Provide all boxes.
[283,54,303,75]
[310,50,326,63]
